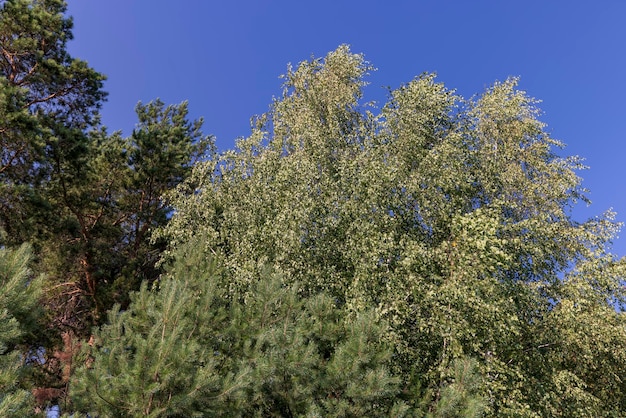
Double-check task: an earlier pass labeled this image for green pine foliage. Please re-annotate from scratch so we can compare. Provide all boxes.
[426,358,486,418]
[0,0,107,338]
[2,2,626,415]
[0,244,43,417]
[1,0,213,406]
[71,241,403,417]
[0,0,106,245]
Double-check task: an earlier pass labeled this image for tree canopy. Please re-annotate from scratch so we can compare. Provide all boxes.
[158,45,626,416]
[0,0,211,408]
[1,1,625,416]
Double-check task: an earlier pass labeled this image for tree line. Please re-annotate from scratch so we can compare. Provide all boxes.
[1,1,625,416]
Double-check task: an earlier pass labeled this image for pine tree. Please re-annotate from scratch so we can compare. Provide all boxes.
[71,239,404,417]
[0,244,43,417]
[112,100,213,301]
[0,0,106,246]
[1,2,213,408]
[40,99,213,336]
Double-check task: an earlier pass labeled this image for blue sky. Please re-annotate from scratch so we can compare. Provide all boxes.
[65,1,626,256]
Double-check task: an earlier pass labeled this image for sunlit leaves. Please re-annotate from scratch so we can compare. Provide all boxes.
[159,46,625,416]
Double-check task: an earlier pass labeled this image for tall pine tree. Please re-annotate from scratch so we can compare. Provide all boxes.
[0,0,105,246]
[1,1,213,408]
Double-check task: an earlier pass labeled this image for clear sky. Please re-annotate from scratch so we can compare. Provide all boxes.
[65,1,626,257]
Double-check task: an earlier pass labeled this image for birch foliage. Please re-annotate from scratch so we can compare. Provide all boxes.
[161,46,626,416]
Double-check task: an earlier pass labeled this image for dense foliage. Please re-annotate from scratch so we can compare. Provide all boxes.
[72,243,405,417]
[159,46,626,416]
[0,0,211,408]
[1,1,625,416]
[0,244,42,416]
